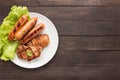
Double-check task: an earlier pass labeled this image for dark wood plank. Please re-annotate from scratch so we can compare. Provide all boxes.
[0,63,120,80]
[0,51,120,79]
[0,1,120,80]
[1,50,120,66]
[29,7,120,21]
[54,20,120,35]
[1,20,120,36]
[1,7,120,21]
[60,36,120,50]
[49,50,120,66]
[1,0,120,6]
[55,50,120,66]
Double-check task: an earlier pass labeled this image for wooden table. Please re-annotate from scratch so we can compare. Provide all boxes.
[0,0,120,80]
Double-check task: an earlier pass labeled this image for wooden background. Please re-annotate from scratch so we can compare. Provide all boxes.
[0,0,120,80]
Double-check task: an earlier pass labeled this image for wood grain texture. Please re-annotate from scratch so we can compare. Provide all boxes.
[0,62,120,80]
[54,21,120,35]
[1,0,120,6]
[0,50,120,80]
[51,50,120,66]
[0,0,120,80]
[1,50,120,67]
[60,36,120,50]
[1,7,120,21]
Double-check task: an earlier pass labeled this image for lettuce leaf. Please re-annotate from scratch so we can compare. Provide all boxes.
[0,5,30,61]
[1,41,19,61]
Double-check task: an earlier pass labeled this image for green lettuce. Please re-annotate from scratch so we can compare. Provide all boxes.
[0,5,30,61]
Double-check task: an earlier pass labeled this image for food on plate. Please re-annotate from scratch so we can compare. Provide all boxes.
[12,14,49,61]
[0,5,50,61]
[20,23,45,44]
[14,17,50,61]
[17,45,42,61]
[17,34,49,61]
[8,14,28,40]
[33,34,50,48]
[0,5,30,61]
[27,34,49,49]
[15,17,37,40]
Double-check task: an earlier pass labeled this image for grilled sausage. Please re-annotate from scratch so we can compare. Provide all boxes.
[15,17,37,40]
[8,15,28,40]
[20,23,45,44]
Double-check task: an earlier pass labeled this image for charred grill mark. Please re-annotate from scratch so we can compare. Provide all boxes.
[27,27,42,39]
[34,29,37,34]
[30,33,34,38]
[13,22,21,36]
[31,22,35,28]
[23,32,34,42]
[17,22,20,27]
[13,27,16,33]
[29,26,43,37]
[37,26,43,31]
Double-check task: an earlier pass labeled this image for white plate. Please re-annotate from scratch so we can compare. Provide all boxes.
[11,12,59,69]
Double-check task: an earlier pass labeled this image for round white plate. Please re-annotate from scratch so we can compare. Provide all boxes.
[11,12,59,69]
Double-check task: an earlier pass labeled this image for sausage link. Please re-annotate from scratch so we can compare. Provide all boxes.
[20,23,45,44]
[8,15,28,40]
[15,17,37,40]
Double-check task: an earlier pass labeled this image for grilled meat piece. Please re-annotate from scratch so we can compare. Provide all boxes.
[16,34,49,61]
[30,45,42,58]
[17,45,29,53]
[20,51,28,61]
[37,34,49,48]
[17,46,42,61]
[32,34,49,48]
